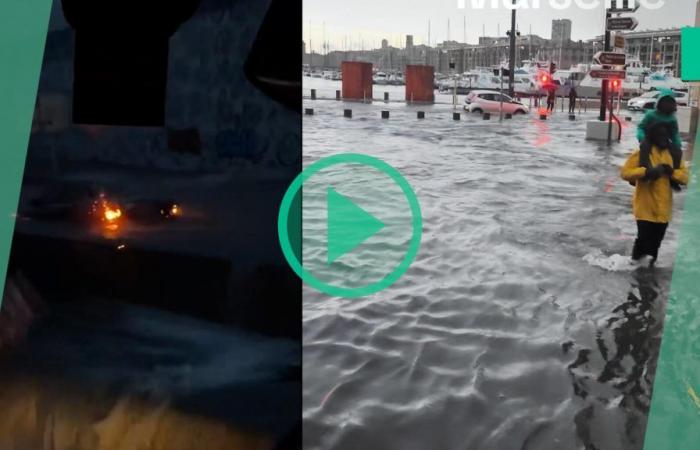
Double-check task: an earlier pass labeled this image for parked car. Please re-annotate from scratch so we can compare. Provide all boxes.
[464,90,529,115]
[627,90,688,111]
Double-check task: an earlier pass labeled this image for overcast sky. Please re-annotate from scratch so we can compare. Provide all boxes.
[303,0,698,51]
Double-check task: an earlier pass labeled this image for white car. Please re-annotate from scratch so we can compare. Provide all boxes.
[464,90,529,115]
[627,90,688,111]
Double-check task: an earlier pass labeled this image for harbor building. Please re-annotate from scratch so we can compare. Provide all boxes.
[589,28,682,76]
[305,28,683,77]
[551,19,572,43]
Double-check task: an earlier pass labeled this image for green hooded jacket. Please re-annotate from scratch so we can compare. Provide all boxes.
[636,88,682,148]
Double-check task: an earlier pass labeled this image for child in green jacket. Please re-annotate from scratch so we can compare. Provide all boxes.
[635,88,683,190]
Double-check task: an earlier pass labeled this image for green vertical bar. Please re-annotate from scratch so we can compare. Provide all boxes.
[681,28,700,82]
[643,117,700,446]
[0,1,52,307]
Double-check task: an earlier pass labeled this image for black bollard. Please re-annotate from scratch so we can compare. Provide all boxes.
[336,90,341,100]
[483,113,491,120]
[417,111,425,119]
[310,89,316,100]
[381,110,390,119]
[304,108,314,115]
[344,109,352,118]
[453,112,461,120]
[384,92,389,102]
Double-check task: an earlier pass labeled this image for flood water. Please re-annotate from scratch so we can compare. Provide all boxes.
[302,79,687,449]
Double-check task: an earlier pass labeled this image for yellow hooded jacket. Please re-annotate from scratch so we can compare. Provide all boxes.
[620,146,689,223]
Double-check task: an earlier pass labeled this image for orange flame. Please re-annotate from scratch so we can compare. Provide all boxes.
[104,206,122,222]
[91,195,124,231]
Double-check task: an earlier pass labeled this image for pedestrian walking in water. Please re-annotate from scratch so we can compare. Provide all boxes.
[620,120,689,265]
[547,88,556,112]
[568,86,577,114]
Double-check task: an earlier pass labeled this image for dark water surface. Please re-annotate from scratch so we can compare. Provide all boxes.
[302,82,686,450]
[0,300,300,442]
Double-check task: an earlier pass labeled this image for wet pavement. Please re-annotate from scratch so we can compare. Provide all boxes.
[302,80,689,450]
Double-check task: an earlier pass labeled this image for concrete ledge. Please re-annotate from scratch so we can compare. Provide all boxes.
[586,120,620,141]
[8,233,300,339]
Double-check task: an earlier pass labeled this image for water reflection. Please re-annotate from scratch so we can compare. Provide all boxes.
[569,268,668,450]
[532,116,551,147]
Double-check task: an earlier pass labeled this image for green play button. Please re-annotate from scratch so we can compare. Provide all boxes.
[326,187,385,264]
[278,153,422,298]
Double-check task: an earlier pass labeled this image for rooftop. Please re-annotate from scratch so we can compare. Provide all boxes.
[588,27,682,42]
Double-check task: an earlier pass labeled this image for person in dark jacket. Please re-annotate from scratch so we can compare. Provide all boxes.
[547,88,556,112]
[568,86,577,114]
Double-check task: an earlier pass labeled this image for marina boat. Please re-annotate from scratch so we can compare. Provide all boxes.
[437,67,536,96]
[641,71,687,91]
[572,56,687,99]
[622,57,686,91]
[570,69,636,99]
[372,71,404,85]
[547,65,588,95]
[576,70,686,100]
[321,70,342,81]
[513,60,582,96]
[434,73,450,89]
[373,71,389,85]
[388,72,405,86]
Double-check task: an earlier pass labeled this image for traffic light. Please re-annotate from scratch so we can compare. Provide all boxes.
[610,79,621,91]
[540,73,550,85]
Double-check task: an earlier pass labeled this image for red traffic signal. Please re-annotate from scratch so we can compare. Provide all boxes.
[610,79,621,91]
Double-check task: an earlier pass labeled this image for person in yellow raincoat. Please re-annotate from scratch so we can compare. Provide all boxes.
[621,120,689,264]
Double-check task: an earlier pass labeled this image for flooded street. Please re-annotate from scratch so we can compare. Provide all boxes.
[302,79,686,449]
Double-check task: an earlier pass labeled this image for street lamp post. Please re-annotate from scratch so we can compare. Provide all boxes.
[599,10,611,122]
[508,0,516,96]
